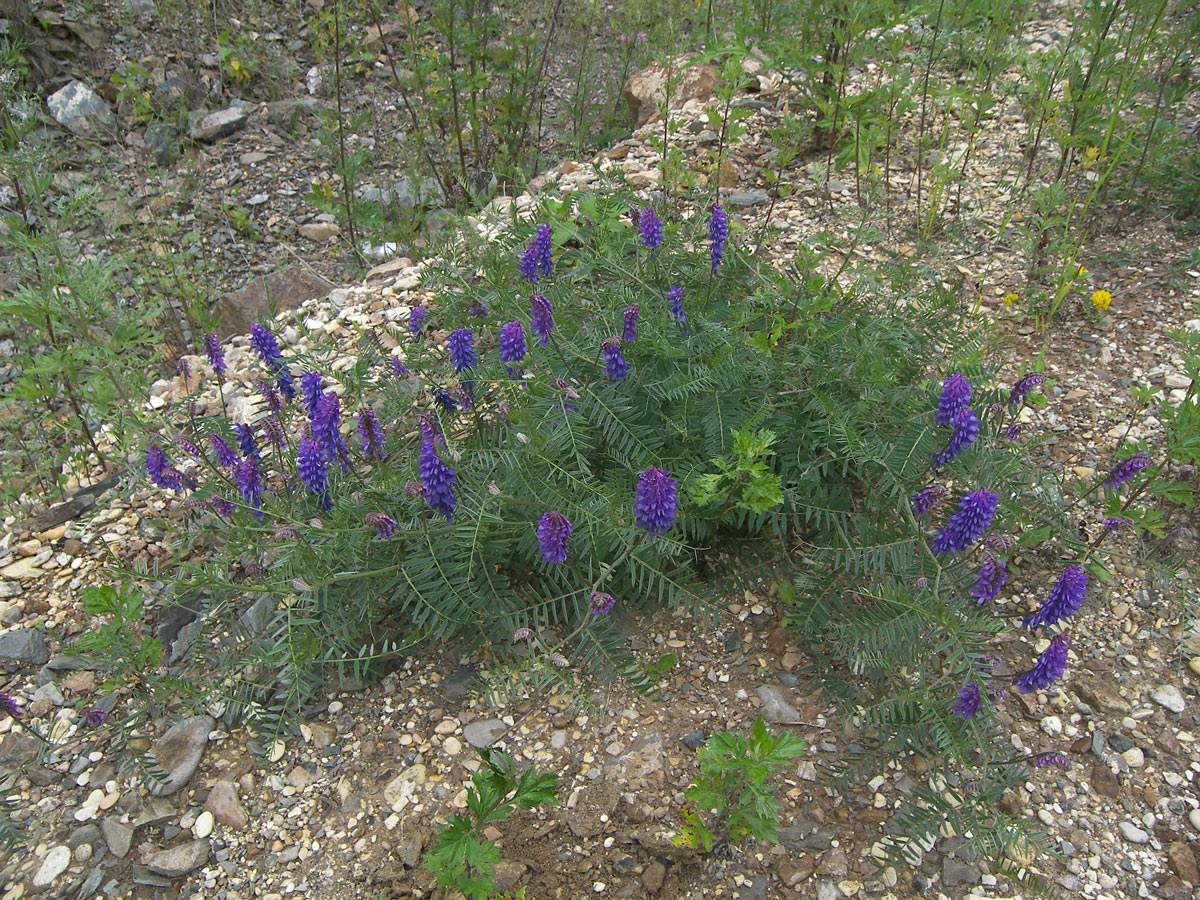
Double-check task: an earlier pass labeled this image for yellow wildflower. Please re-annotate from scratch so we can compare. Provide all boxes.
[1082,146,1099,168]
[1090,289,1112,311]
[1003,292,1018,306]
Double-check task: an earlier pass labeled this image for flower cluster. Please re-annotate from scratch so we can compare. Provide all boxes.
[357,407,387,460]
[601,337,630,382]
[1023,565,1087,629]
[635,467,677,534]
[366,512,397,538]
[910,483,946,519]
[204,331,225,379]
[520,224,553,283]
[418,437,457,522]
[297,440,331,511]
[970,558,1008,604]
[1103,451,1150,487]
[589,592,616,616]
[249,325,295,401]
[936,374,972,426]
[1014,634,1070,694]
[930,489,997,554]
[530,294,554,346]
[709,203,727,274]
[637,206,663,254]
[1006,371,1045,409]
[667,286,686,332]
[536,511,573,564]
[499,320,527,376]
[623,304,640,344]
[409,306,427,339]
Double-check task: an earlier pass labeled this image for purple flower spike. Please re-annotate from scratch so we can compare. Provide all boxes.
[211,497,236,517]
[249,325,294,401]
[932,409,980,469]
[970,558,1008,605]
[366,512,398,538]
[590,592,616,616]
[521,224,553,283]
[1032,752,1070,768]
[418,437,457,522]
[1103,451,1151,487]
[391,354,409,377]
[235,423,260,461]
[601,337,631,382]
[667,286,687,332]
[235,456,264,519]
[146,445,187,493]
[623,304,641,344]
[409,306,427,340]
[82,707,107,728]
[954,684,985,720]
[499,320,527,376]
[301,372,322,418]
[297,439,332,511]
[1007,372,1046,409]
[210,433,239,468]
[204,332,226,379]
[709,203,728,274]
[530,294,554,346]
[1024,565,1088,630]
[447,328,478,374]
[537,511,573,564]
[936,374,972,426]
[635,467,677,535]
[637,206,662,254]
[910,483,946,519]
[0,692,21,720]
[357,406,387,460]
[931,489,998,554]
[313,393,350,470]
[1103,516,1132,533]
[1014,634,1070,694]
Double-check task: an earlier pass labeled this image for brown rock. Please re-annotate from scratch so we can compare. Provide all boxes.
[204,781,248,830]
[298,222,340,242]
[63,538,84,557]
[145,838,210,877]
[1167,843,1199,884]
[643,860,667,893]
[622,58,719,127]
[492,860,527,894]
[1091,764,1120,798]
[214,266,335,338]
[62,670,95,695]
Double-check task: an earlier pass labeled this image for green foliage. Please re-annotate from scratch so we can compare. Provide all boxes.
[71,585,162,689]
[691,428,784,517]
[0,776,26,851]
[674,716,804,851]
[423,748,557,900]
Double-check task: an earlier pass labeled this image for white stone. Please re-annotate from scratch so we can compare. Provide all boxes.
[1151,684,1186,714]
[1040,716,1063,736]
[33,845,72,887]
[1118,822,1149,844]
[193,810,214,838]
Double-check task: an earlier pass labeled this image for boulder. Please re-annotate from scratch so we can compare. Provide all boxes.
[147,715,213,796]
[47,81,117,137]
[187,106,249,142]
[214,266,335,339]
[622,58,719,127]
[0,627,48,665]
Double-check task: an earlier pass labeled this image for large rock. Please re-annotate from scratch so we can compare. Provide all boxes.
[31,845,71,889]
[757,684,802,724]
[204,780,248,829]
[187,106,249,142]
[622,58,719,127]
[0,627,48,665]
[144,838,209,876]
[46,81,117,137]
[147,715,214,796]
[100,819,133,858]
[215,266,335,339]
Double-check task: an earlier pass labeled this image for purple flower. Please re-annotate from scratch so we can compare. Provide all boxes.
[82,707,107,728]
[623,304,641,344]
[209,433,239,468]
[910,483,946,519]
[536,511,573,564]
[936,374,972,427]
[499,320,527,375]
[366,512,398,538]
[313,392,351,470]
[550,652,569,668]
[146,445,186,493]
[1103,516,1132,533]
[932,409,980,469]
[0,692,21,720]
[301,372,322,417]
[530,294,554,346]
[1002,423,1024,442]
[709,203,727,274]
[391,354,409,377]
[668,286,686,332]
[1103,451,1150,487]
[931,489,998,554]
[1032,752,1070,768]
[602,337,631,382]
[235,423,260,461]
[235,456,264,519]
[418,437,457,522]
[176,437,202,459]
[418,413,442,442]
[637,206,662,254]
[635,467,677,534]
[297,439,332,511]
[468,302,488,318]
[211,497,236,517]
[970,558,1008,604]
[1014,634,1070,694]
[409,306,427,340]
[357,406,387,460]
[204,332,226,378]
[512,627,533,642]
[263,415,287,453]
[954,684,985,720]
[1024,565,1088,630]
[1007,372,1046,409]
[520,224,553,283]
[250,325,294,401]
[447,328,478,375]
[404,480,425,498]
[590,592,616,616]
[433,389,457,411]
[257,381,284,419]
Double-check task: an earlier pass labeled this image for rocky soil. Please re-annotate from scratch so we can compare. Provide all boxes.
[2,2,1200,900]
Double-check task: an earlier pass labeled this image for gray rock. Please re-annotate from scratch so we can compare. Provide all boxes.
[1151,684,1186,714]
[144,839,210,877]
[727,189,770,207]
[0,627,48,665]
[77,865,104,898]
[756,685,802,724]
[32,845,71,888]
[0,582,20,598]
[442,666,476,700]
[124,0,156,16]
[0,731,38,768]
[1107,734,1134,753]
[816,880,838,900]
[68,824,100,851]
[214,266,334,339]
[144,124,178,167]
[100,820,133,859]
[32,681,64,705]
[306,65,333,98]
[204,780,248,830]
[238,594,275,634]
[1118,821,1150,844]
[463,718,507,748]
[942,858,980,886]
[188,107,248,142]
[147,715,213,796]
[681,730,706,751]
[46,81,116,137]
